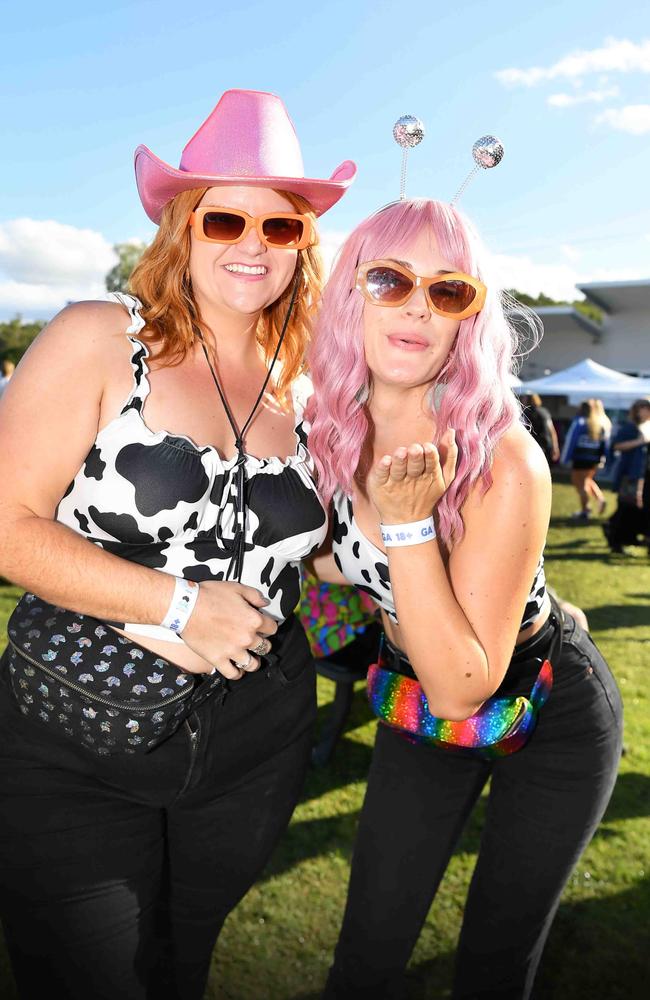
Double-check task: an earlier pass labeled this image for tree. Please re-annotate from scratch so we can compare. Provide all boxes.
[105,241,147,293]
[0,316,46,364]
[507,289,560,308]
[507,288,602,325]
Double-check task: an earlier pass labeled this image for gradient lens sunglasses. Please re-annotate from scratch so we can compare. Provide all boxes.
[188,206,317,250]
[355,260,487,320]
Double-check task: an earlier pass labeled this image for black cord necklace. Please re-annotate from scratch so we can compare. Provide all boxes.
[196,273,300,582]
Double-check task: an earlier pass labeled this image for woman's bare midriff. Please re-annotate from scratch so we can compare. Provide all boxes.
[382,591,552,660]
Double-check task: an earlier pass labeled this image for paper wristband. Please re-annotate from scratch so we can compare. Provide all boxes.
[161,577,200,634]
[380,517,436,547]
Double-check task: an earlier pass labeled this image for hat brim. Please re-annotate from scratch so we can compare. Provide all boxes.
[135,146,357,224]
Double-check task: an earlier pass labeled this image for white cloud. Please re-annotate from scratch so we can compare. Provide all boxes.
[492,252,649,302]
[561,244,581,262]
[547,86,619,107]
[491,254,583,302]
[0,219,117,319]
[0,219,117,287]
[0,280,111,319]
[496,37,650,87]
[595,104,650,134]
[318,229,348,276]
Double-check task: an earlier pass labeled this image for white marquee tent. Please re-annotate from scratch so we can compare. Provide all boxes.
[519,358,650,409]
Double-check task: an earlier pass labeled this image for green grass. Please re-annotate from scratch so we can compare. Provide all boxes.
[1,482,648,999]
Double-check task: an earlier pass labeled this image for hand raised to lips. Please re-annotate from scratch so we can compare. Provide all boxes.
[367,429,458,524]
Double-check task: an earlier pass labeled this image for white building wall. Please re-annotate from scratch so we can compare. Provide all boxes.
[520,313,650,380]
[596,312,650,374]
[521,326,598,379]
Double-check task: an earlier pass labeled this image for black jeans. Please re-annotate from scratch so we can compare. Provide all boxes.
[606,497,646,547]
[0,614,316,1000]
[324,612,623,1000]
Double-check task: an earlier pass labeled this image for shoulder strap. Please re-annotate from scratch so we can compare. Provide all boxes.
[111,294,151,415]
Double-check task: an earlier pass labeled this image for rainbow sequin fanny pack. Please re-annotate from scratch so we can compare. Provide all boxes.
[367,611,560,759]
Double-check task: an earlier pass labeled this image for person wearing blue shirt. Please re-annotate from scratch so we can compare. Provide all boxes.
[603,398,650,552]
[560,399,609,520]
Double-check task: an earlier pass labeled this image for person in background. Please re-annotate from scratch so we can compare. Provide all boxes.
[593,398,612,440]
[299,571,379,665]
[643,431,650,555]
[298,573,381,763]
[520,392,560,466]
[547,586,590,632]
[0,359,15,399]
[603,398,650,553]
[561,398,609,520]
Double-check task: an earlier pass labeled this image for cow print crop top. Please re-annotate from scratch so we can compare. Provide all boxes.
[331,490,547,632]
[55,295,328,642]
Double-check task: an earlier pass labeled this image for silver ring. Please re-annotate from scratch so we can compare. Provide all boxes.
[251,637,271,657]
[234,652,254,672]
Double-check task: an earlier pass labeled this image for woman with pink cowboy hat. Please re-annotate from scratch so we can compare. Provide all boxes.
[0,88,355,998]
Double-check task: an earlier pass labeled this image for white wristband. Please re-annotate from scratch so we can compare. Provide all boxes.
[161,577,200,634]
[380,517,436,547]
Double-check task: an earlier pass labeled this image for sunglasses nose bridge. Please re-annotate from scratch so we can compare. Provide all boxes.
[236,219,267,253]
[403,279,431,315]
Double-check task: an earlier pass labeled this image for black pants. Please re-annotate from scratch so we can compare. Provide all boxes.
[606,498,647,547]
[0,614,316,1000]
[324,612,623,1000]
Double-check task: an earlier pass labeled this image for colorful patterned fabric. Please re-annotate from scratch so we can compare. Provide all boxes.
[330,490,547,631]
[298,572,378,658]
[56,296,328,639]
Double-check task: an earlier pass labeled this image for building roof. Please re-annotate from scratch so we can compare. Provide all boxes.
[577,278,650,313]
[533,305,602,340]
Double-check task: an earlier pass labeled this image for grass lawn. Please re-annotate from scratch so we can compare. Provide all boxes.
[0,481,648,999]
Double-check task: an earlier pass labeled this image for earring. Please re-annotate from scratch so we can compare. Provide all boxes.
[354,382,369,404]
[429,382,447,412]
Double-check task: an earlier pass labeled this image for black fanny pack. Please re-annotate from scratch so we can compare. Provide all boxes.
[5,592,225,756]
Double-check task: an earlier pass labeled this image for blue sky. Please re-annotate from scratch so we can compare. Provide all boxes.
[1,0,649,319]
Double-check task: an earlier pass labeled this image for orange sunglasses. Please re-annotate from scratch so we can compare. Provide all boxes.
[356,260,487,320]
[188,206,317,250]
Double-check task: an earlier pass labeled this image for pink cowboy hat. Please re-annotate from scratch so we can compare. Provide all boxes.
[135,88,357,223]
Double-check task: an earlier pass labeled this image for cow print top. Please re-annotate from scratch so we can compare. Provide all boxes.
[55,295,328,643]
[331,491,547,632]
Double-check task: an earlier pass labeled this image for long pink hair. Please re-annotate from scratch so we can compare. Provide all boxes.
[307,198,522,546]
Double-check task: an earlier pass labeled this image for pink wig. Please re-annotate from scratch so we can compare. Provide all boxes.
[307,198,522,546]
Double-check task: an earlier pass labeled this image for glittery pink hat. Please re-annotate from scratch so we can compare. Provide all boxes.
[135,88,357,223]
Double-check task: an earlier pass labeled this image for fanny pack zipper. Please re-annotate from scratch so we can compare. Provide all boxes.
[8,639,194,712]
[499,698,529,738]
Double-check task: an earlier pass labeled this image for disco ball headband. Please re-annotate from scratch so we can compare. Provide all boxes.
[392,113,504,204]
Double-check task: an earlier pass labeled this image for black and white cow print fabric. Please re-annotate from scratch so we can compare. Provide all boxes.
[330,491,547,631]
[55,296,328,630]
